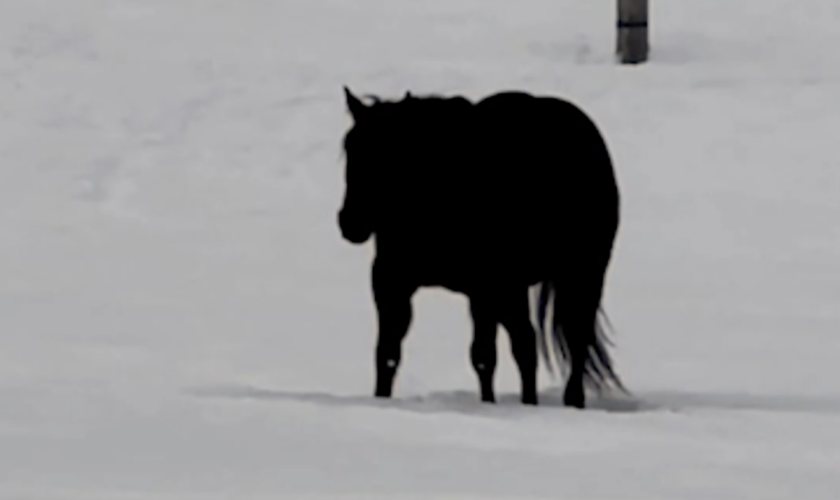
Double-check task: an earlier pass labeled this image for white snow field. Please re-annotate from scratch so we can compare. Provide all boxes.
[2,0,840,498]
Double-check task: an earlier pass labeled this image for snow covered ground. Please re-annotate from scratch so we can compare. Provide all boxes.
[2,0,840,498]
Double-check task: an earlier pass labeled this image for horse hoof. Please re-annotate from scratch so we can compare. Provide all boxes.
[563,389,585,409]
[563,396,585,409]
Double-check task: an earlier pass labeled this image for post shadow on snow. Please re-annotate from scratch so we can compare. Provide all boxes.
[188,384,840,417]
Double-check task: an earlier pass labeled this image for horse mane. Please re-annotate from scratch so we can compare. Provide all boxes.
[341,91,475,156]
[370,90,474,106]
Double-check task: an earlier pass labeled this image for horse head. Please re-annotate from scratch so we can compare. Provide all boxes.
[338,86,380,244]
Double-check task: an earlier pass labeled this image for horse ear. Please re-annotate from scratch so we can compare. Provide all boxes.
[344,86,367,121]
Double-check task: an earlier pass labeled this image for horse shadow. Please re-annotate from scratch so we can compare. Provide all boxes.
[187,384,636,416]
[188,383,840,418]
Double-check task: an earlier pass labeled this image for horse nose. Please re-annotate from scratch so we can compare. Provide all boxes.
[338,208,370,244]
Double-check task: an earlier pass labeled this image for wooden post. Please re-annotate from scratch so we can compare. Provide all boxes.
[617,0,649,64]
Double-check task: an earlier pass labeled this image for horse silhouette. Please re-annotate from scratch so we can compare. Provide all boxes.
[338,86,624,408]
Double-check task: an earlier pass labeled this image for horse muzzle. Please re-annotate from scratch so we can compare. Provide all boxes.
[338,208,373,244]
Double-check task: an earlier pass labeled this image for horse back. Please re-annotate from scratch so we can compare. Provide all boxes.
[374,91,618,287]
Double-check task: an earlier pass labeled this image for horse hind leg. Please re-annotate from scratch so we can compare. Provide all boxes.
[555,270,609,409]
[372,258,416,399]
[468,295,499,403]
[497,289,538,405]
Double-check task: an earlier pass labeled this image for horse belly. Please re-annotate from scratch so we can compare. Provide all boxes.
[414,238,547,292]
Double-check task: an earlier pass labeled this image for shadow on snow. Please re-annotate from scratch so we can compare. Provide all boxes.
[187,384,840,417]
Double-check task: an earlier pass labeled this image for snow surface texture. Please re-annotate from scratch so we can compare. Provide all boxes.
[2,0,840,498]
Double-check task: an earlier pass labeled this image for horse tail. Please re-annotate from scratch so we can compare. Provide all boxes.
[533,281,626,395]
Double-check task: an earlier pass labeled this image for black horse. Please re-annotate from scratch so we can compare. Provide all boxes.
[337,86,624,408]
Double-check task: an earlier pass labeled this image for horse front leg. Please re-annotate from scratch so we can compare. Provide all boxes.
[372,258,416,398]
